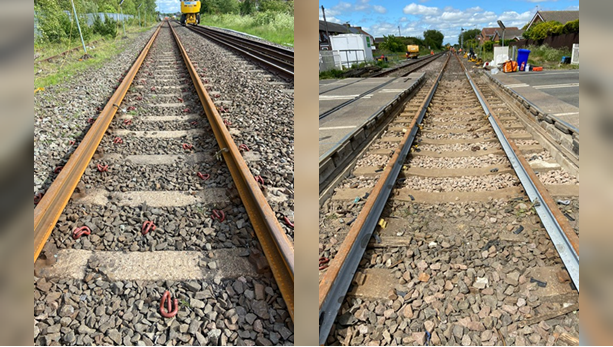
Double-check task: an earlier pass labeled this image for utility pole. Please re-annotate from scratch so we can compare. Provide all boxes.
[321,5,331,48]
[398,25,401,37]
[119,0,126,37]
[138,3,143,27]
[461,28,464,50]
[70,0,87,55]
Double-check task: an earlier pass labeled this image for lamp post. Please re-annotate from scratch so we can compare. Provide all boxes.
[460,27,464,51]
[119,0,126,37]
[497,20,506,47]
[398,25,401,37]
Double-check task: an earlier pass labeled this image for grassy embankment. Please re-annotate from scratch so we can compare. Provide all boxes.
[34,25,153,89]
[200,12,294,47]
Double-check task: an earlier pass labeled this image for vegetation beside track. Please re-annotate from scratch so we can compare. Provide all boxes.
[34,26,153,89]
[194,0,294,47]
[477,44,578,70]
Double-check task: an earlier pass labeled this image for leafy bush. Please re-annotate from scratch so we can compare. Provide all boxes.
[483,40,494,52]
[524,21,561,40]
[379,35,405,53]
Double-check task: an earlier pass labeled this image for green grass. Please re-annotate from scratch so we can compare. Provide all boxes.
[200,12,293,47]
[34,25,154,89]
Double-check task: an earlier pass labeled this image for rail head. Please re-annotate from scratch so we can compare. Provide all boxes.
[33,23,164,264]
[455,53,579,291]
[318,52,450,345]
[168,22,295,320]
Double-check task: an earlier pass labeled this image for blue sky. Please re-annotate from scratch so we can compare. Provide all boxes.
[156,0,181,14]
[319,0,579,45]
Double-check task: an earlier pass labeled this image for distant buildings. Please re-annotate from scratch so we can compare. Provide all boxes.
[319,20,374,50]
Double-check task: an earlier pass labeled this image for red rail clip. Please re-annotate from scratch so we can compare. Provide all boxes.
[34,192,44,205]
[238,144,249,152]
[182,143,193,150]
[72,226,91,240]
[160,291,179,318]
[283,216,294,229]
[87,118,96,124]
[127,106,136,111]
[150,86,156,91]
[97,164,108,172]
[214,94,220,98]
[69,140,76,145]
[142,221,156,235]
[113,137,123,144]
[223,119,232,126]
[183,108,190,113]
[319,257,330,270]
[190,121,198,126]
[136,96,143,101]
[197,172,210,180]
[211,209,225,222]
[123,119,132,126]
[54,166,64,174]
[254,175,264,185]
[178,97,183,102]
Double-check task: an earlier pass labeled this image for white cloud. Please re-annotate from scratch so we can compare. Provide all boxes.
[403,3,439,16]
[373,5,387,14]
[319,15,342,24]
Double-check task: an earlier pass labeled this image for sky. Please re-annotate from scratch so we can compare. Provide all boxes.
[156,0,181,14]
[319,0,579,45]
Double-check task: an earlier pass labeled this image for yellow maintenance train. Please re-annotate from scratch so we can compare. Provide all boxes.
[180,0,201,26]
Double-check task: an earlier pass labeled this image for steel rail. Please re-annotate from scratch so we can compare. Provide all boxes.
[196,26,294,63]
[169,23,295,320]
[370,52,444,78]
[455,53,579,290]
[33,23,163,263]
[319,53,442,120]
[185,25,293,80]
[318,52,450,345]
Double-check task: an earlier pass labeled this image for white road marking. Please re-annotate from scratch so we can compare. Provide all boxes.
[319,94,359,100]
[552,112,580,116]
[379,89,407,93]
[533,83,579,89]
[506,84,530,88]
[319,126,357,130]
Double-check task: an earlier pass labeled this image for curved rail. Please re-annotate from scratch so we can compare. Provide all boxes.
[186,24,294,80]
[34,20,294,320]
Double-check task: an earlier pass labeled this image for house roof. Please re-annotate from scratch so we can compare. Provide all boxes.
[494,28,523,39]
[526,10,579,30]
[481,27,498,37]
[319,20,350,34]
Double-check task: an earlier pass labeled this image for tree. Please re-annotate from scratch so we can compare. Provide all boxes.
[239,0,255,15]
[423,29,444,50]
[379,35,405,53]
[458,28,480,46]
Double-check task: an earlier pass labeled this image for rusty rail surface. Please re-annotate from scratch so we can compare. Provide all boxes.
[318,53,451,344]
[169,22,295,320]
[34,23,163,263]
[34,21,294,320]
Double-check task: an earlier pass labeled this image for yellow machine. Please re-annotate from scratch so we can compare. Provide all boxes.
[180,0,201,26]
[406,45,419,59]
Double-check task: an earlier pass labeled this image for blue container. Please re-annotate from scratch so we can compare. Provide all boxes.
[517,49,531,71]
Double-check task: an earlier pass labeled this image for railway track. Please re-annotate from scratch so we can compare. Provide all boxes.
[34,21,293,346]
[185,25,294,80]
[370,53,445,78]
[318,53,579,345]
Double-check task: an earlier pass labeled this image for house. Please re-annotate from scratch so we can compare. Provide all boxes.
[479,27,498,45]
[492,28,525,42]
[525,10,579,31]
[347,26,375,47]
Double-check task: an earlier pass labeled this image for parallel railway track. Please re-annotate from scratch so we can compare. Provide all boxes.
[34,21,293,345]
[185,25,294,80]
[318,53,579,345]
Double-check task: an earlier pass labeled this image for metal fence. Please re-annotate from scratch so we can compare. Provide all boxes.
[35,11,135,38]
